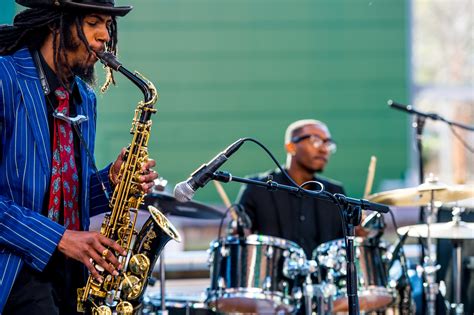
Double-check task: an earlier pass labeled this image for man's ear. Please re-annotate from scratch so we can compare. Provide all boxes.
[285,142,296,156]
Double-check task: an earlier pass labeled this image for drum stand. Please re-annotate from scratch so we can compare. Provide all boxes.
[450,239,464,315]
[310,280,337,315]
[157,251,168,315]
[449,208,465,315]
[422,190,440,315]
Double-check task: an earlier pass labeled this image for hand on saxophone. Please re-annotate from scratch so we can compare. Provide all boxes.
[109,147,159,193]
[58,230,127,283]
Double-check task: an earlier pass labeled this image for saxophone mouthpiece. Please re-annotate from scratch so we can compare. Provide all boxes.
[97,51,122,71]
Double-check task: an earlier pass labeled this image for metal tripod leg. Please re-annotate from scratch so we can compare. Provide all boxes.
[450,240,464,315]
[157,251,168,315]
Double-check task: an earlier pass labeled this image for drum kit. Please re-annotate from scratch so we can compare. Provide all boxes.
[141,176,473,315]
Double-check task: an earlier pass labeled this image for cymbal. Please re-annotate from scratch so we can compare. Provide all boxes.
[143,192,223,220]
[367,184,474,207]
[397,221,474,240]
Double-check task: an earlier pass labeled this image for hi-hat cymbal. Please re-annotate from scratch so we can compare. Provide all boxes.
[143,192,223,220]
[397,221,474,240]
[367,184,474,207]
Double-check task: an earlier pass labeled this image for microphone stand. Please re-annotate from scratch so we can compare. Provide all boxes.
[334,196,362,315]
[388,100,474,315]
[212,171,390,315]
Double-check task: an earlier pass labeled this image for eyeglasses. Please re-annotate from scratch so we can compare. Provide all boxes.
[291,134,337,153]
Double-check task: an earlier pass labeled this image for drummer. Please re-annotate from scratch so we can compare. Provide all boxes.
[236,119,345,257]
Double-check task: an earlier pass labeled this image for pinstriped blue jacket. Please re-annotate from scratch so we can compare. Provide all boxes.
[0,48,113,311]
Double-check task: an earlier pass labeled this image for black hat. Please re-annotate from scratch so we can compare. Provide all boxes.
[15,0,133,17]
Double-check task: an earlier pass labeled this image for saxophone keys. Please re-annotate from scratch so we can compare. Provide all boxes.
[116,301,134,315]
[120,275,142,300]
[128,253,150,275]
[92,305,112,315]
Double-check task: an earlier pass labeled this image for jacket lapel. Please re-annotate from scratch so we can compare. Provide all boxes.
[14,49,51,176]
[74,80,96,220]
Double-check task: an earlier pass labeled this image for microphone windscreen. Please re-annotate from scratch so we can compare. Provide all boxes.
[173,181,194,202]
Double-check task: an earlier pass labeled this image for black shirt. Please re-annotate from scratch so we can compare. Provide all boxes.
[237,169,345,258]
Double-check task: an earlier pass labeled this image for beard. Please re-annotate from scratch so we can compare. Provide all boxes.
[71,63,96,86]
[64,27,97,86]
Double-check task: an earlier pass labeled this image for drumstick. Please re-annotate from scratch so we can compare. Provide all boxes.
[213,180,238,221]
[363,156,377,198]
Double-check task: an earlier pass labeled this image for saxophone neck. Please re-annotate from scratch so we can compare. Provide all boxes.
[97,51,158,107]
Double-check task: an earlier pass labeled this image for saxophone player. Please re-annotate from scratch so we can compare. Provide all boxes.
[0,1,158,314]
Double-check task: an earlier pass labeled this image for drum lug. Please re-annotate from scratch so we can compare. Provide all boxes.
[292,285,303,300]
[283,255,301,279]
[220,246,229,257]
[217,276,226,289]
[279,280,289,294]
[207,251,214,265]
[263,276,272,290]
[266,246,274,258]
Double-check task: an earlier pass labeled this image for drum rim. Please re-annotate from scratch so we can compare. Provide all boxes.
[210,234,305,253]
[312,237,389,257]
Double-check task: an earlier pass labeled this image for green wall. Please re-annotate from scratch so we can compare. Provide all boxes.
[0,2,14,23]
[9,0,410,203]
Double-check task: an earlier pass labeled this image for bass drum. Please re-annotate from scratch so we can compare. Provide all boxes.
[207,234,307,314]
[313,237,396,313]
[141,294,214,315]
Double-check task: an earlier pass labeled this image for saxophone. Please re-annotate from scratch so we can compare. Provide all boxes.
[77,52,181,315]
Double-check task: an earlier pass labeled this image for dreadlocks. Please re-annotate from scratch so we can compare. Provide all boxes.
[0,7,118,90]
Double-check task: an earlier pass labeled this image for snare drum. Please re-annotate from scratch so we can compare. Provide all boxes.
[207,234,307,314]
[313,237,395,313]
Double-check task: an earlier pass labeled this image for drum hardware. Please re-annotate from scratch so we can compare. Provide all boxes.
[417,176,440,315]
[311,281,337,315]
[157,251,168,315]
[398,206,473,315]
[396,179,455,315]
[211,171,390,314]
[388,100,474,315]
[283,253,312,280]
[314,237,396,314]
[370,174,474,315]
[206,234,308,314]
[386,232,410,272]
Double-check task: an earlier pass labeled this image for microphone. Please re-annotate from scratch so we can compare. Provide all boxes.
[361,212,385,239]
[174,139,245,202]
[388,100,414,113]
